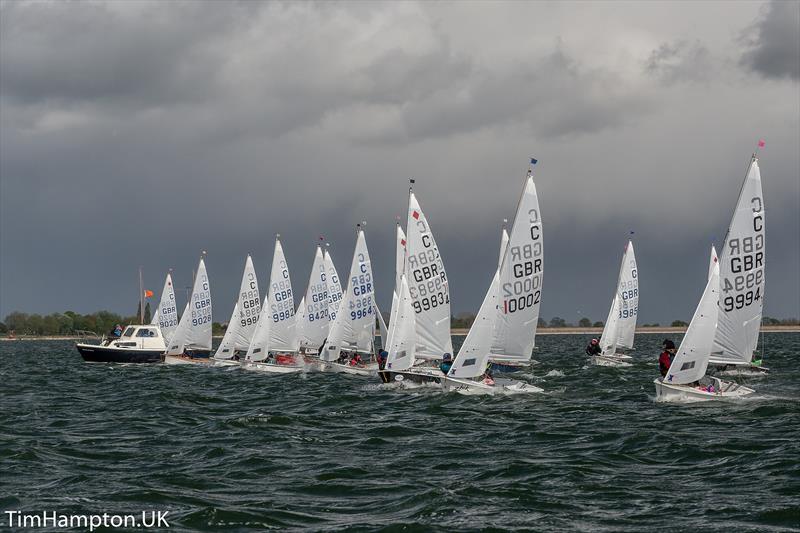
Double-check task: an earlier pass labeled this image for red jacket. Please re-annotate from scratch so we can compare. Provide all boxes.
[658,351,672,376]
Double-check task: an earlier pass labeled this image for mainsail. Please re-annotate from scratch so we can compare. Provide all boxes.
[449,270,500,378]
[405,190,452,358]
[324,228,375,361]
[267,237,297,352]
[324,247,344,327]
[152,272,178,343]
[490,170,543,362]
[166,258,212,355]
[666,263,720,385]
[385,274,417,371]
[296,246,330,351]
[214,255,261,359]
[711,158,765,365]
[600,241,638,354]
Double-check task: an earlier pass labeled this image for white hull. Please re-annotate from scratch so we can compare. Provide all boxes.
[163,355,212,366]
[591,355,632,367]
[654,377,755,402]
[708,359,769,375]
[241,361,303,374]
[329,361,378,376]
[211,359,241,368]
[442,376,544,396]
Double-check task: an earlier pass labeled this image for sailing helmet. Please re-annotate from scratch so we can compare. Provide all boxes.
[442,353,452,362]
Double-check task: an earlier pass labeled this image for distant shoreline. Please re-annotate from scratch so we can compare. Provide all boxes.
[2,325,798,341]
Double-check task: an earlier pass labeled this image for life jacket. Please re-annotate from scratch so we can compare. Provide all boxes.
[658,351,671,372]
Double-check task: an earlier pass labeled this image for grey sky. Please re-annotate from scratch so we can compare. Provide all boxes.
[1,0,798,325]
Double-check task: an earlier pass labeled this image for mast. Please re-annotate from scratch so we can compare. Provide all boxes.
[139,266,144,324]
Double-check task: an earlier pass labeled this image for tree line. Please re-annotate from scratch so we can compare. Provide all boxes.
[1,310,797,337]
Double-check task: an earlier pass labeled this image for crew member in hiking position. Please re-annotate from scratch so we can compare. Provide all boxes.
[440,353,453,375]
[658,339,676,377]
[585,338,602,356]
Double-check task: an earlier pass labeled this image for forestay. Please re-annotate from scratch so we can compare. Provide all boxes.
[324,229,375,361]
[167,258,212,355]
[405,191,452,358]
[712,158,765,364]
[490,172,543,362]
[152,273,179,343]
[296,246,330,351]
[385,274,417,371]
[666,263,720,385]
[267,238,297,352]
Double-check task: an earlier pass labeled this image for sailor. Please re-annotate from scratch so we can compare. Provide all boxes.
[377,350,388,370]
[439,353,453,375]
[349,353,362,367]
[585,338,602,356]
[112,324,123,337]
[659,339,676,377]
[482,368,495,386]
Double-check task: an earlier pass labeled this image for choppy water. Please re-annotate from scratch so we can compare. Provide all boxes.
[1,334,799,532]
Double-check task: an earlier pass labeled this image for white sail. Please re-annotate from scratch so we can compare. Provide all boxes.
[214,302,241,360]
[296,246,330,351]
[712,158,765,364]
[267,238,297,352]
[498,226,510,269]
[708,245,718,281]
[666,263,720,385]
[152,272,179,343]
[324,228,375,360]
[614,241,639,350]
[406,191,452,358]
[449,271,500,379]
[490,172,543,362]
[599,295,620,356]
[245,295,272,362]
[167,258,212,354]
[324,248,344,328]
[376,305,388,348]
[232,255,261,350]
[385,274,417,371]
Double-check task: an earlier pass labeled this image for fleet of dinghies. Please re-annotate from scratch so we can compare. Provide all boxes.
[75,150,772,402]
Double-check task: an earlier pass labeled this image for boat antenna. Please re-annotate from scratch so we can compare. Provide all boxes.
[139,266,144,325]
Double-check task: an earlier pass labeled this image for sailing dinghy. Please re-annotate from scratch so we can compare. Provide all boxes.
[378,184,454,384]
[591,241,638,367]
[212,255,261,366]
[164,257,213,365]
[708,156,768,375]
[152,272,179,345]
[322,226,379,376]
[654,261,755,402]
[242,236,303,373]
[296,245,330,358]
[442,161,545,395]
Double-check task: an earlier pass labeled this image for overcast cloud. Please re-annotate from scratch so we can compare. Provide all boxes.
[1,0,798,325]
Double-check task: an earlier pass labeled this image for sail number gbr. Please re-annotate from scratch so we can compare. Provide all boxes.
[501,208,542,314]
[722,196,764,312]
[408,237,449,314]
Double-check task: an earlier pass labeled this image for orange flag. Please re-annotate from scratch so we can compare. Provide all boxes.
[144,290,154,298]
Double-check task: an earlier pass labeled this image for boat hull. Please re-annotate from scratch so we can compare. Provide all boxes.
[241,361,303,374]
[654,377,755,402]
[329,361,379,376]
[442,376,544,396]
[378,368,444,385]
[591,355,633,367]
[211,358,241,368]
[164,354,213,366]
[76,343,163,364]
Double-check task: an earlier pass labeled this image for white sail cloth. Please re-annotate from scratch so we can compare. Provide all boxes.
[152,273,178,343]
[296,246,330,351]
[214,255,261,359]
[405,192,452,358]
[324,229,375,361]
[385,274,417,371]
[666,263,720,385]
[166,258,212,355]
[712,159,765,364]
[600,241,638,355]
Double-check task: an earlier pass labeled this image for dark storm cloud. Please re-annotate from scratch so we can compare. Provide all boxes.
[740,0,800,80]
[1,1,798,327]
